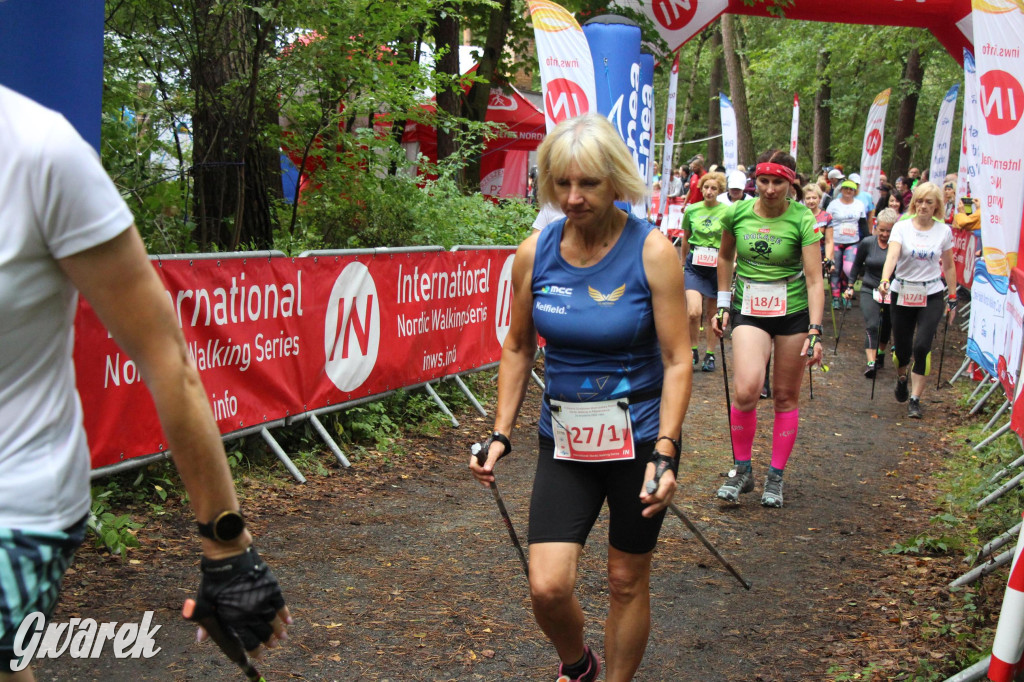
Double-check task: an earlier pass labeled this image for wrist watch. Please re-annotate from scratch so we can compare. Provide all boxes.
[197,510,246,542]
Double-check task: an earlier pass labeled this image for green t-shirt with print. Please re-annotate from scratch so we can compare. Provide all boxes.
[681,201,730,248]
[722,199,820,313]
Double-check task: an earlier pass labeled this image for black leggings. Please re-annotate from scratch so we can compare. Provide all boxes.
[859,289,892,350]
[891,292,946,375]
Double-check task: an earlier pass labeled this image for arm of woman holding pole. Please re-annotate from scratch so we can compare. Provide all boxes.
[941,246,958,323]
[639,230,693,517]
[711,229,738,336]
[801,240,825,366]
[877,241,902,298]
[469,234,539,483]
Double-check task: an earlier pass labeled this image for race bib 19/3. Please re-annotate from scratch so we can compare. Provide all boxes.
[741,280,788,317]
[693,246,718,268]
[897,282,927,307]
[551,398,635,462]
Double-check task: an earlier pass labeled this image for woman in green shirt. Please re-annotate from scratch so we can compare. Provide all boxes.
[681,171,729,372]
[711,150,825,508]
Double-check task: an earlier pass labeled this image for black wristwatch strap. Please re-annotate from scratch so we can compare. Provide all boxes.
[491,431,512,456]
[808,324,823,334]
[654,435,680,457]
[197,510,246,542]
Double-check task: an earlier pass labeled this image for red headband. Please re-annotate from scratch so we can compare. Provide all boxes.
[755,162,796,183]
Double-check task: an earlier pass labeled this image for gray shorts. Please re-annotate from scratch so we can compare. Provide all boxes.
[0,517,86,672]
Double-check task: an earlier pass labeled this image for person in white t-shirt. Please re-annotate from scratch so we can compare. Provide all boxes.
[717,169,750,205]
[828,180,867,309]
[0,85,290,677]
[878,182,957,419]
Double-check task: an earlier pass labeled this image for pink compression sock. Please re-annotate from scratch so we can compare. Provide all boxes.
[729,406,757,464]
[770,409,800,472]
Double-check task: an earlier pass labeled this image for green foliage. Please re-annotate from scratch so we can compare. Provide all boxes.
[89,489,143,557]
[883,533,962,556]
[649,15,962,177]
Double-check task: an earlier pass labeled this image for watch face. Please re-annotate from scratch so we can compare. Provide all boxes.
[215,512,245,541]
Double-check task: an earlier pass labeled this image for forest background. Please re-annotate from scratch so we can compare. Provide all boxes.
[102,0,964,255]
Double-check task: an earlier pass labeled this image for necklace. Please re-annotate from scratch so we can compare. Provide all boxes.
[578,239,610,266]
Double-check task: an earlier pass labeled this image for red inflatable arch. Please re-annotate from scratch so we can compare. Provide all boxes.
[627,0,973,65]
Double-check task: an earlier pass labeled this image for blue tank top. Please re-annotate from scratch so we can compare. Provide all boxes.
[532,214,663,442]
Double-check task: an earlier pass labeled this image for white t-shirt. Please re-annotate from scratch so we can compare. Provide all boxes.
[0,85,133,531]
[889,218,953,296]
[830,198,866,245]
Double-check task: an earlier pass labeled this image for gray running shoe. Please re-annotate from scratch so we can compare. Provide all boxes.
[761,472,784,508]
[908,398,923,419]
[717,467,754,502]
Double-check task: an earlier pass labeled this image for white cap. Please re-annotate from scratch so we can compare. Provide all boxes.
[849,172,861,185]
[727,170,746,190]
[827,169,844,181]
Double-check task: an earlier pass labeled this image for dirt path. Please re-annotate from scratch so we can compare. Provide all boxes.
[36,306,974,681]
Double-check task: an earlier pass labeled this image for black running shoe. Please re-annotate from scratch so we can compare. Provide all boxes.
[864,362,876,379]
[895,376,909,403]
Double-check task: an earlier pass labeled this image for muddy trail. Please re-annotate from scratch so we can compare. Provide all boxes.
[38,305,979,681]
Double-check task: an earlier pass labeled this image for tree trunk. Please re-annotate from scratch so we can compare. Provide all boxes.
[191,0,279,250]
[707,24,723,166]
[432,5,461,166]
[675,32,709,169]
[463,0,513,193]
[720,14,753,166]
[812,48,831,174]
[890,46,923,181]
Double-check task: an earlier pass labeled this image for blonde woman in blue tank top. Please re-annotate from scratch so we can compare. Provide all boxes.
[469,114,693,682]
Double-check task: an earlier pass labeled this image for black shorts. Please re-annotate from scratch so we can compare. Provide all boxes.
[731,309,810,337]
[528,437,668,554]
[684,253,717,299]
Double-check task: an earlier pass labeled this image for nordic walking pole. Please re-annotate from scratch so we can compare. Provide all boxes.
[871,304,885,400]
[833,302,848,355]
[183,599,265,682]
[807,361,814,400]
[717,311,737,463]
[646,467,752,590]
[472,441,529,580]
[936,308,952,389]
[825,263,838,340]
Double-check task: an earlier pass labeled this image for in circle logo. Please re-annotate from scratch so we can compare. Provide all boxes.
[495,254,516,347]
[545,78,589,124]
[324,262,380,392]
[980,69,1023,136]
[865,129,882,155]
[652,0,696,31]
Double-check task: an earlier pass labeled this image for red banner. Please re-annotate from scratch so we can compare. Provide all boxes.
[74,249,516,468]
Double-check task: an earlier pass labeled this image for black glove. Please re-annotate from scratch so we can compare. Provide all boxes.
[947,297,957,313]
[194,547,286,651]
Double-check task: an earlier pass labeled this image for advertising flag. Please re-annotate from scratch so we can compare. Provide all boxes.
[658,54,681,221]
[720,92,738,173]
[859,89,890,206]
[613,0,729,55]
[971,0,1024,277]
[790,94,800,160]
[958,49,982,203]
[528,0,596,132]
[929,84,960,184]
